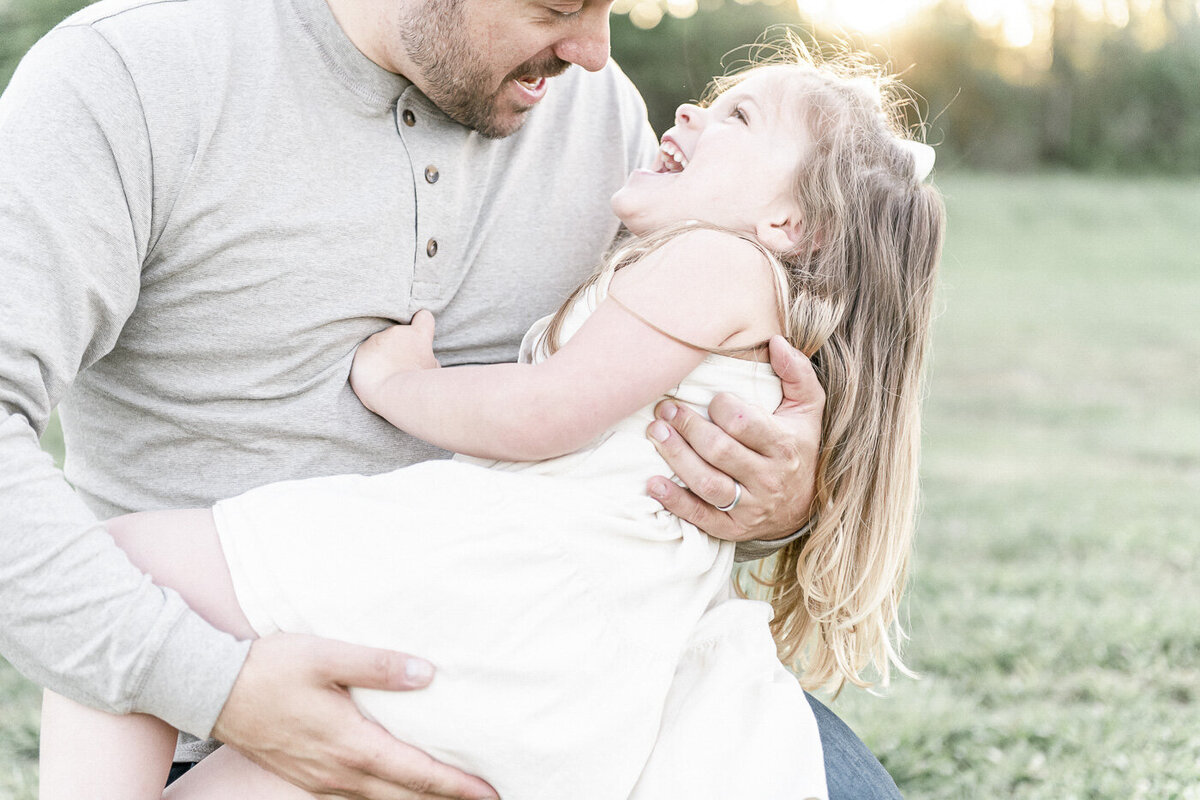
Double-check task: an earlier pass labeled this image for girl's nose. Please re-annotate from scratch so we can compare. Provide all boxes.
[675,103,702,127]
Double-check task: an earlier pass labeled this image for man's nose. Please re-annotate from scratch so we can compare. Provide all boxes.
[554,7,611,72]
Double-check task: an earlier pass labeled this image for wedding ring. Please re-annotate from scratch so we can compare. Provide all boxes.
[715,481,742,512]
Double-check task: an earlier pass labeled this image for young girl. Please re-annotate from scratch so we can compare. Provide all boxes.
[40,49,943,800]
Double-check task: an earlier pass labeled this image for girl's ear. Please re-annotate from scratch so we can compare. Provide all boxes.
[755,211,809,253]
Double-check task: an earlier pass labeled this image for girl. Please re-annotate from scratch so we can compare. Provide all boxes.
[40,48,943,800]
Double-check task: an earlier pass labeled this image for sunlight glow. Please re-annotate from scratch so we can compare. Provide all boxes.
[666,0,699,19]
[795,0,939,34]
[794,0,1073,48]
[965,0,1041,46]
[621,0,1142,45]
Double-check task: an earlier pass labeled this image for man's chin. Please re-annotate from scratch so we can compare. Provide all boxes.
[463,106,533,140]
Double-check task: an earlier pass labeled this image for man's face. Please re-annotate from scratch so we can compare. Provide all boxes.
[395,0,614,138]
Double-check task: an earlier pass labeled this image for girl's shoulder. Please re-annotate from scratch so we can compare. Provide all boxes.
[608,225,786,352]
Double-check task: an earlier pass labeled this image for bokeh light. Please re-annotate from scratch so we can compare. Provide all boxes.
[614,0,1146,49]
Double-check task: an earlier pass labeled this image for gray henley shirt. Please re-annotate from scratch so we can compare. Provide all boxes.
[0,0,656,739]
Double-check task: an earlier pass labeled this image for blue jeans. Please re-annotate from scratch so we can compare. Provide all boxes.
[169,696,902,796]
[806,692,903,799]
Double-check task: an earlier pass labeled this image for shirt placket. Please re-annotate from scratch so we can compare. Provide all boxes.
[394,88,467,317]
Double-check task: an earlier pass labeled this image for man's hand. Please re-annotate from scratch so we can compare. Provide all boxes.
[211,634,498,800]
[645,336,824,542]
[350,311,440,413]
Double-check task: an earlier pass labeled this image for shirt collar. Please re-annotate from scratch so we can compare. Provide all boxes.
[285,0,411,108]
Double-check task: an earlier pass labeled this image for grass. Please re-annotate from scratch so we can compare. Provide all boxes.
[828,172,1200,799]
[4,172,1199,798]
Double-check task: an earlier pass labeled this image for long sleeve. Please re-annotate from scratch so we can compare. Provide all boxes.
[0,26,248,738]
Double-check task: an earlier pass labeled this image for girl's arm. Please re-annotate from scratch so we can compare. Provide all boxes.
[351,230,784,462]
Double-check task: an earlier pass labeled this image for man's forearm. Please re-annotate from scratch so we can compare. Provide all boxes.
[0,413,248,736]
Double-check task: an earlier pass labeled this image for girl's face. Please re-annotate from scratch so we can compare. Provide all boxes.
[611,68,808,244]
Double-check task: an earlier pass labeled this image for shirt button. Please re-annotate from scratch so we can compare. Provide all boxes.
[425,166,439,184]
[426,238,439,258]
[402,109,416,126]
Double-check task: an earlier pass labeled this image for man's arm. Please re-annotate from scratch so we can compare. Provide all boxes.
[1,27,495,800]
[0,25,250,736]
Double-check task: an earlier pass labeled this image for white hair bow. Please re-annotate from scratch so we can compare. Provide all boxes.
[896,139,936,182]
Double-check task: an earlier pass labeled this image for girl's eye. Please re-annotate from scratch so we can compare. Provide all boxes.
[549,3,583,16]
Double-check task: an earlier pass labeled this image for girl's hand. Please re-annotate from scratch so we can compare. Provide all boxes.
[350,310,440,412]
[645,336,824,545]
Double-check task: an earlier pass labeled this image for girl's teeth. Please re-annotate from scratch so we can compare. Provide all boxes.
[658,141,688,172]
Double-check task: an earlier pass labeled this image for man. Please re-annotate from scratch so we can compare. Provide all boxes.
[0,0,900,797]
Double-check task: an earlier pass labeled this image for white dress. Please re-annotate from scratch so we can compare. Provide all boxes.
[213,275,827,800]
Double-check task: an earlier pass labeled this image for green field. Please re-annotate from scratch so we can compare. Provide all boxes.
[4,172,1199,798]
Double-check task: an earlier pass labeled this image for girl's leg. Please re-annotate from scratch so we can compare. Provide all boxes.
[104,509,256,641]
[39,690,175,800]
[38,509,261,800]
[161,746,314,800]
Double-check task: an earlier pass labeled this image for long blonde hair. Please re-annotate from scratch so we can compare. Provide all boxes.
[549,43,945,693]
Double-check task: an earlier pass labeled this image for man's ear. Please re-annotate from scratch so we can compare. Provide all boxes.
[755,211,810,253]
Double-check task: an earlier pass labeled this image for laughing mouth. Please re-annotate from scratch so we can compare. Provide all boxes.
[514,76,545,92]
[509,56,570,95]
[658,139,689,173]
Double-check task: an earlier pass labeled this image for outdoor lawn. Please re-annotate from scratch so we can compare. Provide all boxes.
[829,171,1200,798]
[3,171,1198,798]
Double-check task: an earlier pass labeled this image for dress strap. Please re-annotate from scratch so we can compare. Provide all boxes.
[605,293,771,359]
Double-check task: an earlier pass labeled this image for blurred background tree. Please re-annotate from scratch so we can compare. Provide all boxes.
[606,0,1200,172]
[0,0,92,80]
[3,0,1199,171]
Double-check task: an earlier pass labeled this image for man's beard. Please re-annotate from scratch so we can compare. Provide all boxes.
[398,1,570,139]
